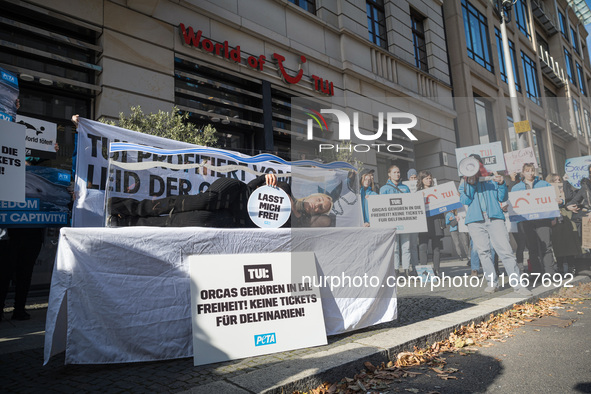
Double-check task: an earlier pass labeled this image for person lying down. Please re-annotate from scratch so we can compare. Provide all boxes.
[108,173,334,228]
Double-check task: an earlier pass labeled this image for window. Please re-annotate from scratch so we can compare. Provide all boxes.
[462,0,493,72]
[585,109,591,140]
[474,94,495,144]
[577,63,587,95]
[570,26,579,54]
[573,98,583,135]
[559,11,568,40]
[288,0,315,13]
[495,28,521,92]
[514,0,530,39]
[554,145,567,176]
[410,9,428,72]
[367,0,387,49]
[565,48,576,86]
[521,51,541,105]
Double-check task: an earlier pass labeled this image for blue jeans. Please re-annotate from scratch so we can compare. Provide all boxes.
[470,238,495,272]
[467,215,523,289]
[394,233,411,270]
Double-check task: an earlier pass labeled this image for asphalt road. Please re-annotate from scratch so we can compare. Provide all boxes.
[375,298,591,393]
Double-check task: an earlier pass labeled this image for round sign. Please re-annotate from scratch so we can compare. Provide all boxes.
[458,157,480,177]
[247,185,291,228]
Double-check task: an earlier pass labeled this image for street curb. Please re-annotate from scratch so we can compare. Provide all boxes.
[206,275,590,394]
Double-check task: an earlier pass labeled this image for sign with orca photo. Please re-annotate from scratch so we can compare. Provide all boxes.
[188,252,326,366]
[366,193,427,233]
[16,115,57,159]
[507,187,560,222]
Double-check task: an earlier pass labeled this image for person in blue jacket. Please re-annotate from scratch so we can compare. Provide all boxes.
[380,165,412,275]
[459,155,531,296]
[359,169,378,226]
[511,163,555,275]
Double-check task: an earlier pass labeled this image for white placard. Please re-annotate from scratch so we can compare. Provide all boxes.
[503,147,538,175]
[455,141,506,175]
[189,252,327,366]
[565,155,591,188]
[16,115,57,159]
[247,185,291,228]
[367,193,427,233]
[507,187,561,222]
[457,206,468,233]
[402,180,417,193]
[0,120,26,202]
[420,181,462,217]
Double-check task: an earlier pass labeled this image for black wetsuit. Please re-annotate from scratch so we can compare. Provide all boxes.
[109,175,292,228]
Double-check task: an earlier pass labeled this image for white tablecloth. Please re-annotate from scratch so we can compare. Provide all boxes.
[44,227,397,364]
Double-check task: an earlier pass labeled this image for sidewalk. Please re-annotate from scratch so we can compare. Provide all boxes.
[1,259,589,393]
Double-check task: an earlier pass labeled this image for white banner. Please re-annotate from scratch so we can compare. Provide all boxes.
[16,115,57,159]
[0,120,26,203]
[565,155,591,188]
[189,252,326,366]
[367,193,427,233]
[507,187,561,222]
[420,181,462,217]
[74,118,290,227]
[503,147,537,175]
[455,141,506,175]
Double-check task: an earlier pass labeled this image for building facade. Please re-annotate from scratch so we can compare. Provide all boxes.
[444,0,591,177]
[2,0,456,186]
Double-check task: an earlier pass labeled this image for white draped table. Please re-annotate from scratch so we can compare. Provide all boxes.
[44,227,397,364]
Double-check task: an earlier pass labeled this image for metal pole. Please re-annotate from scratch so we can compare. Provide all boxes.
[500,9,528,149]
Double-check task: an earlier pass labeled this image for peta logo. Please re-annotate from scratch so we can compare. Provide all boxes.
[254,332,276,347]
[244,264,273,283]
[306,109,417,153]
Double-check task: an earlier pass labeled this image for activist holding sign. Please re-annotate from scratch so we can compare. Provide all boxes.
[379,164,412,276]
[416,170,445,277]
[510,163,555,275]
[359,169,377,227]
[567,164,591,238]
[459,154,532,296]
[109,173,333,228]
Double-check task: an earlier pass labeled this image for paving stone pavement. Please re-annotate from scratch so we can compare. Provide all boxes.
[1,258,587,393]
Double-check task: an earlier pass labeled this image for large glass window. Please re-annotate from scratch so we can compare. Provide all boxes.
[462,0,493,72]
[559,11,568,40]
[474,94,495,144]
[495,28,521,92]
[577,63,587,96]
[288,0,315,13]
[554,145,567,176]
[584,109,591,140]
[410,9,428,72]
[570,26,579,54]
[573,98,583,135]
[514,0,531,39]
[565,48,576,86]
[367,0,387,50]
[521,51,541,105]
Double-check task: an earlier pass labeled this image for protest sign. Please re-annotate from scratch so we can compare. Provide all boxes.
[565,155,591,188]
[0,166,71,227]
[455,141,506,175]
[507,187,560,222]
[0,67,18,122]
[189,252,326,366]
[16,115,57,159]
[0,120,25,202]
[420,181,462,217]
[402,180,417,193]
[503,147,537,174]
[367,193,427,233]
[247,186,291,228]
[582,216,591,249]
[414,265,435,283]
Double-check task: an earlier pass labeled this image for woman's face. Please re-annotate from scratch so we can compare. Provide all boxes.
[304,195,331,215]
[422,175,433,188]
[362,173,373,188]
